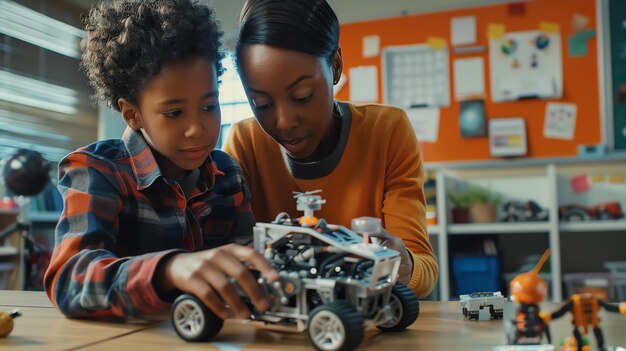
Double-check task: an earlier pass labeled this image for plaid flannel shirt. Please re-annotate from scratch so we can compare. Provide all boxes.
[44,128,254,318]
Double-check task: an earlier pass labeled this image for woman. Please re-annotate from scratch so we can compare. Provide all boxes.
[223,0,437,297]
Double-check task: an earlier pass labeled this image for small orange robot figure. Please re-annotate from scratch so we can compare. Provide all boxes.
[540,293,626,351]
[506,249,552,345]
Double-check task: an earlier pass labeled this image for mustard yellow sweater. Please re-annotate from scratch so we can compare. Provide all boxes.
[223,101,438,297]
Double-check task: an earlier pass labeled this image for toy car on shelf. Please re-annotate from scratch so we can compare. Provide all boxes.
[460,291,506,320]
[501,200,549,222]
[171,191,420,351]
[559,202,623,222]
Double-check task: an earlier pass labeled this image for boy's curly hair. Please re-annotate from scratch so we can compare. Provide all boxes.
[81,0,225,111]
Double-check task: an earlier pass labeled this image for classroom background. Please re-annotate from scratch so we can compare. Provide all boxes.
[1,0,625,303]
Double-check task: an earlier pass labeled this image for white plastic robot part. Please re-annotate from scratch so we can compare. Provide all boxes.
[352,216,382,245]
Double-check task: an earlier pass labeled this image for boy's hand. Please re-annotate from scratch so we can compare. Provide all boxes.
[368,229,413,285]
[157,244,279,320]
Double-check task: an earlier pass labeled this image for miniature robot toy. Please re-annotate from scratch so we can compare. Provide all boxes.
[501,200,549,222]
[505,249,552,346]
[171,190,420,351]
[540,293,626,351]
[460,291,506,320]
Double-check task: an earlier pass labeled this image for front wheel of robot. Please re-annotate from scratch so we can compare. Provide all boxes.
[377,283,420,332]
[307,301,364,351]
[171,294,224,342]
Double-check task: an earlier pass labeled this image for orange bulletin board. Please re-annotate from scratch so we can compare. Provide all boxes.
[336,0,600,163]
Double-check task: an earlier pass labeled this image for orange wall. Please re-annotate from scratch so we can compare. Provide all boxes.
[337,0,600,163]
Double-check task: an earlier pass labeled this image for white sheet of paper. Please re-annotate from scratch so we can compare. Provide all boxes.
[451,16,477,46]
[333,73,347,96]
[363,35,380,58]
[453,57,485,99]
[405,107,440,143]
[544,102,577,140]
[349,66,378,102]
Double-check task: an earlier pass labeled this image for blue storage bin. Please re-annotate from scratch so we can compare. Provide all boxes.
[452,255,500,296]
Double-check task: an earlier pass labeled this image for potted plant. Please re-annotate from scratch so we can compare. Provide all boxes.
[449,190,471,224]
[467,186,500,223]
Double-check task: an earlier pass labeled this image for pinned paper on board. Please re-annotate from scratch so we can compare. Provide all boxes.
[489,30,563,102]
[488,24,506,40]
[568,29,595,57]
[406,107,440,143]
[544,102,577,140]
[459,100,487,138]
[383,44,450,108]
[570,174,590,193]
[453,57,485,100]
[427,37,447,50]
[363,35,380,58]
[451,16,477,46]
[540,22,560,33]
[489,117,527,157]
[572,14,590,32]
[349,66,378,102]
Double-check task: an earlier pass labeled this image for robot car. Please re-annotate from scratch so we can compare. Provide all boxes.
[171,190,420,351]
[460,291,506,320]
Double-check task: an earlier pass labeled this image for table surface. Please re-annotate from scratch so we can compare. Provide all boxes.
[1,290,625,351]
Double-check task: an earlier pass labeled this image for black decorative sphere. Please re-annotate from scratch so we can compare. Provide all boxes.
[2,149,51,196]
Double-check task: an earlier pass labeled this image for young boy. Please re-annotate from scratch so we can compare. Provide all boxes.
[44,0,277,320]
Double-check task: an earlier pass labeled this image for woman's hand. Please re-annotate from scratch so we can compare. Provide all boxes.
[156,244,279,320]
[369,229,413,285]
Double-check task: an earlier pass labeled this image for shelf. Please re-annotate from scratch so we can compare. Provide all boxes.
[28,211,62,222]
[0,246,19,256]
[0,209,20,216]
[427,225,440,235]
[448,222,551,234]
[559,220,626,233]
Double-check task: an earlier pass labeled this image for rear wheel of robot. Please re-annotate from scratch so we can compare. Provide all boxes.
[307,301,364,351]
[171,294,224,342]
[377,283,420,332]
[463,307,468,317]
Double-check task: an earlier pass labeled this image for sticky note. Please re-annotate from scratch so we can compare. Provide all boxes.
[570,174,590,193]
[488,24,506,39]
[427,37,447,49]
[590,175,605,183]
[608,174,626,184]
[540,22,560,33]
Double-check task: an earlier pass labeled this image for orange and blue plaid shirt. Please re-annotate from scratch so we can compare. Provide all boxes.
[44,128,254,318]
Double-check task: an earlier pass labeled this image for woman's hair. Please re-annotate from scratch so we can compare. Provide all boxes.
[81,0,225,111]
[236,0,339,67]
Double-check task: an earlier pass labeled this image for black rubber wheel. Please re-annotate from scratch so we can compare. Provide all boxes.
[307,301,364,351]
[171,294,224,342]
[462,307,468,317]
[377,283,420,332]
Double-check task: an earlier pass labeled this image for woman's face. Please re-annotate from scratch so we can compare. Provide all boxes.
[239,44,341,161]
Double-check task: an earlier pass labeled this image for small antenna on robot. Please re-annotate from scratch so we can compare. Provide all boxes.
[531,249,551,275]
[292,189,322,198]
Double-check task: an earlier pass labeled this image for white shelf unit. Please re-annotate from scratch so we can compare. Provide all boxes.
[430,160,626,302]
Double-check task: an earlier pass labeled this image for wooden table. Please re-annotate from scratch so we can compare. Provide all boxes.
[1,290,625,351]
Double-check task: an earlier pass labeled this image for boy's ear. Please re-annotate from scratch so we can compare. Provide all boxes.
[332,47,343,84]
[118,98,142,130]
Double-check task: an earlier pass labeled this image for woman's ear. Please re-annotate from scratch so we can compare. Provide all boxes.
[332,47,343,84]
[118,98,142,130]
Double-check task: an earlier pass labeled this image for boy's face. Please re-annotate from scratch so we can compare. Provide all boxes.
[120,57,221,179]
[239,44,341,162]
